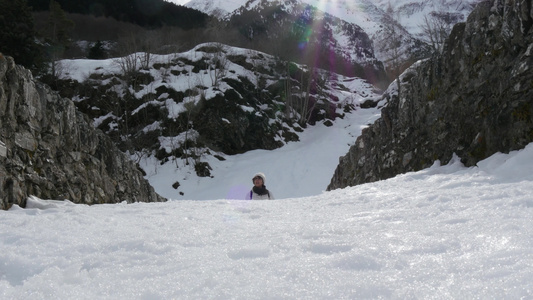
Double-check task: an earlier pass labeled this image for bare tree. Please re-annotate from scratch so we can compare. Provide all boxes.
[206,43,229,88]
[377,3,404,97]
[151,26,184,55]
[183,100,196,166]
[281,61,294,120]
[181,75,206,166]
[297,67,314,126]
[419,13,452,53]
[138,32,154,70]
[115,31,155,78]
[114,32,140,78]
[114,52,138,79]
[45,0,74,78]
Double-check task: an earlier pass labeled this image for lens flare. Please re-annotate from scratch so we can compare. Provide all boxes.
[294,0,372,77]
[291,2,336,74]
[307,0,339,13]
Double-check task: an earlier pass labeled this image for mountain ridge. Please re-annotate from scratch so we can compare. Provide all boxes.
[225,0,387,81]
[185,0,481,76]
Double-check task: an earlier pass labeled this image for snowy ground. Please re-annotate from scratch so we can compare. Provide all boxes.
[3,39,532,299]
[1,141,532,298]
[141,102,382,201]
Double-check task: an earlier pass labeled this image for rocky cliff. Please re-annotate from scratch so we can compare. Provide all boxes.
[328,0,533,190]
[0,55,166,209]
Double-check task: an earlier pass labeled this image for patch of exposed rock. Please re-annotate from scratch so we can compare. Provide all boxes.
[328,0,533,190]
[0,55,165,209]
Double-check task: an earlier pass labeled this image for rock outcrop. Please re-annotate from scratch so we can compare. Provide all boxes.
[0,55,166,209]
[328,0,533,190]
[52,43,373,180]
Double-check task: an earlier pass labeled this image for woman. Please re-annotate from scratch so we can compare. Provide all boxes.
[246,172,274,200]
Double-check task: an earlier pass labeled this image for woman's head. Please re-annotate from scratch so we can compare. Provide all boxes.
[252,172,266,187]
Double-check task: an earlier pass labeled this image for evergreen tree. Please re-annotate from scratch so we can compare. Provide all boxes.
[27,0,209,30]
[0,0,43,70]
[45,0,74,77]
[88,40,106,59]
[47,0,73,45]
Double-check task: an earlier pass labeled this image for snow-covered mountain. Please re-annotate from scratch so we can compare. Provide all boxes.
[366,0,481,37]
[225,0,387,81]
[185,0,480,36]
[184,0,481,66]
[183,0,244,18]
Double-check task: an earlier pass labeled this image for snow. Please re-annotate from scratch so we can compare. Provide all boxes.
[4,11,529,297]
[2,142,533,298]
[2,54,533,296]
[177,0,479,39]
[142,101,381,200]
[55,44,382,201]
[170,0,191,4]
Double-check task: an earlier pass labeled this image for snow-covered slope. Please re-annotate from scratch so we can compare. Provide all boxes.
[2,143,532,298]
[183,0,244,18]
[183,0,481,37]
[303,0,481,37]
[142,92,382,200]
[182,0,480,69]
[58,43,383,200]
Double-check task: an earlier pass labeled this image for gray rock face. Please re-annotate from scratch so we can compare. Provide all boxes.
[328,0,533,190]
[0,55,165,209]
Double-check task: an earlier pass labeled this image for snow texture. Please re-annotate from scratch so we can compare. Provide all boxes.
[1,143,532,298]
[2,3,529,297]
